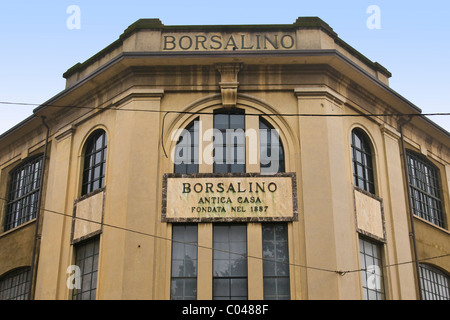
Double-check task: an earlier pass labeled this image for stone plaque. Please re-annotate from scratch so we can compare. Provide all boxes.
[354,188,385,241]
[162,173,298,222]
[72,189,104,243]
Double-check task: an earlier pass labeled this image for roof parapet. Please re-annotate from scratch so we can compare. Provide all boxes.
[62,17,391,82]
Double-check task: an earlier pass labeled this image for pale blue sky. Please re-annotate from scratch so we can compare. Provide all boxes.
[1,0,449,134]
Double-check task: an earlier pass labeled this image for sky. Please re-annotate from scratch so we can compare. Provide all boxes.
[0,0,449,134]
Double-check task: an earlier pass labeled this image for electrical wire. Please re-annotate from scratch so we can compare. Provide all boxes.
[1,100,450,118]
[0,196,338,274]
[0,100,449,274]
[0,196,448,276]
[3,100,449,160]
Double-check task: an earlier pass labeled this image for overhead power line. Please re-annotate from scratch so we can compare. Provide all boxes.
[1,100,449,274]
[0,196,448,276]
[1,100,450,118]
[2,99,449,159]
[4,99,449,161]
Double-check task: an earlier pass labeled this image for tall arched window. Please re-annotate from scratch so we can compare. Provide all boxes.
[172,110,287,175]
[351,128,375,194]
[82,129,107,196]
[260,117,285,174]
[174,118,199,175]
[213,108,246,174]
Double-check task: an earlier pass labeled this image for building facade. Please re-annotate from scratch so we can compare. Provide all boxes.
[0,17,449,300]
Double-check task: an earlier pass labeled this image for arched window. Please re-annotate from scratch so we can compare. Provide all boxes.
[213,108,246,174]
[0,267,31,300]
[260,117,285,174]
[5,155,43,231]
[419,264,450,300]
[351,128,375,194]
[406,151,444,228]
[174,118,199,175]
[82,130,107,196]
[172,110,287,175]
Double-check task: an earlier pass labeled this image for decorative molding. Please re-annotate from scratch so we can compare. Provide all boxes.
[55,124,76,142]
[216,63,243,108]
[113,88,165,108]
[294,85,345,106]
[380,123,401,140]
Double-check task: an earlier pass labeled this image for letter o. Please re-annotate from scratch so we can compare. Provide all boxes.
[268,182,277,192]
[179,36,193,50]
[281,35,294,49]
[193,183,203,193]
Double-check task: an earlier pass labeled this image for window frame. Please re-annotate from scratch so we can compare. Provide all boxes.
[359,236,386,300]
[262,223,290,300]
[170,224,198,300]
[4,155,44,232]
[71,236,100,300]
[0,267,31,300]
[406,150,445,228]
[213,108,246,174]
[419,263,450,300]
[174,118,200,175]
[81,129,107,196]
[172,110,287,175]
[351,128,376,194]
[212,224,248,300]
[259,117,285,174]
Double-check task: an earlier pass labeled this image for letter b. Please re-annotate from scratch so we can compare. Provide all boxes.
[182,183,191,193]
[164,36,176,50]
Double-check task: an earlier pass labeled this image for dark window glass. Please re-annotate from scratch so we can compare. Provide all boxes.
[262,224,290,300]
[406,151,445,228]
[259,118,285,174]
[0,267,31,300]
[174,119,199,175]
[171,225,198,300]
[419,264,450,300]
[351,129,375,194]
[82,130,107,195]
[213,109,246,174]
[72,237,100,300]
[5,156,43,231]
[213,224,247,300]
[359,236,385,300]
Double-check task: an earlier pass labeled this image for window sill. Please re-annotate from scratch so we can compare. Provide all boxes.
[0,219,36,239]
[77,187,106,203]
[413,215,450,236]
